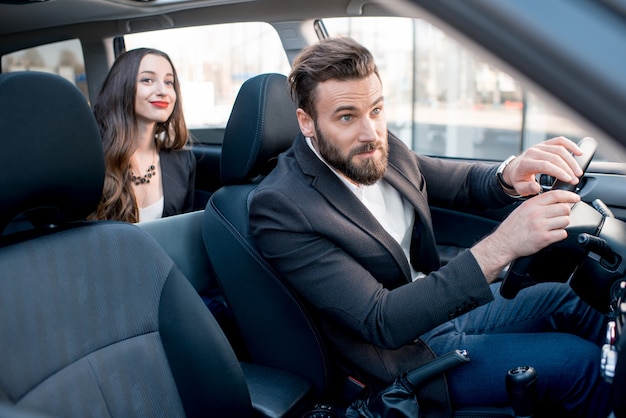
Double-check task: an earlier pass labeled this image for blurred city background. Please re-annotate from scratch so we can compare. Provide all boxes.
[3,17,612,162]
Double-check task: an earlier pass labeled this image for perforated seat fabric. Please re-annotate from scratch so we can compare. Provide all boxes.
[0,71,253,418]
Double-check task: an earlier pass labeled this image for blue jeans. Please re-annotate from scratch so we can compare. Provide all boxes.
[420,282,611,417]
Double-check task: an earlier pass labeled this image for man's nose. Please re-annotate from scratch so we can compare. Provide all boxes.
[358,117,378,142]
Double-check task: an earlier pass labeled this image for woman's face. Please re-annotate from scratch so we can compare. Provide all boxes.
[134,54,177,124]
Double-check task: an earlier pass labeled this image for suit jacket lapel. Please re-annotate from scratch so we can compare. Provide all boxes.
[384,162,441,274]
[294,135,413,280]
[296,133,441,276]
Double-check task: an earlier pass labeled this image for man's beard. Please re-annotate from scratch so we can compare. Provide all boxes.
[314,124,388,186]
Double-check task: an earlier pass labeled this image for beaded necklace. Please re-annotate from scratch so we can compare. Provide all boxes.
[131,152,157,186]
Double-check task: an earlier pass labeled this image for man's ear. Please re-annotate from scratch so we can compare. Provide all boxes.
[296,108,315,137]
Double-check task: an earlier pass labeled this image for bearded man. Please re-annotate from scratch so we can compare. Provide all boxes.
[249,37,610,417]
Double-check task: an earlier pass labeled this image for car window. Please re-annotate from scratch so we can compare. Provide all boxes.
[321,17,618,162]
[1,39,88,99]
[124,22,291,131]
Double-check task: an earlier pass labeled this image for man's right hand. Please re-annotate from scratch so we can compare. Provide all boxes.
[470,189,581,282]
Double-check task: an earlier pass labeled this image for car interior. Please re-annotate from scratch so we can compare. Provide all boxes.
[0,66,520,417]
[0,71,260,418]
[2,0,626,417]
[201,71,524,417]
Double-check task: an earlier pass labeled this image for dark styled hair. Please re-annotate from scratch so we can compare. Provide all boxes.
[90,47,189,222]
[288,37,380,120]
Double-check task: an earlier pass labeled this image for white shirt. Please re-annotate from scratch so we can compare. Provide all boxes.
[306,137,423,280]
[138,196,164,223]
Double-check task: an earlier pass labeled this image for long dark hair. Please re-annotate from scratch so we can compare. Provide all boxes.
[90,48,189,222]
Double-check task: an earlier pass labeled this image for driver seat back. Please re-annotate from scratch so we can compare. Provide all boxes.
[202,73,338,402]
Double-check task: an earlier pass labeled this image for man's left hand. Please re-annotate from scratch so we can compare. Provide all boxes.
[502,136,583,197]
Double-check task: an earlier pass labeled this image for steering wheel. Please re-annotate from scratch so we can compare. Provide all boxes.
[499,137,599,299]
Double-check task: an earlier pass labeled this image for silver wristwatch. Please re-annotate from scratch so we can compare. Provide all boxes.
[496,155,522,198]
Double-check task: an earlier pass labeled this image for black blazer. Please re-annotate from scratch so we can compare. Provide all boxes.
[250,133,515,391]
[160,148,196,217]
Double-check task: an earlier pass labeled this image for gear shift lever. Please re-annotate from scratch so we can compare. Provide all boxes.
[506,366,537,417]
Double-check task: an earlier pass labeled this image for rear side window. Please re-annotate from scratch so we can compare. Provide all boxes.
[1,39,87,99]
[124,22,291,131]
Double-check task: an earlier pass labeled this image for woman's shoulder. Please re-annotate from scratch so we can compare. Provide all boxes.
[160,147,196,168]
[161,147,194,158]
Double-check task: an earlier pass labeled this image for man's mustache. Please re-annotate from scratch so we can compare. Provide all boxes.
[350,141,383,157]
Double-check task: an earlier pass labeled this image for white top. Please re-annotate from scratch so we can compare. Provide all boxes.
[305,137,423,280]
[138,196,164,223]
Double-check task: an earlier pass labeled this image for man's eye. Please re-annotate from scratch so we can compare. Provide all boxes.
[340,115,353,122]
[372,107,382,115]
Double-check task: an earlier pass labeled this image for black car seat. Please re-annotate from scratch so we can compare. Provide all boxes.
[202,73,516,417]
[0,71,309,418]
[202,73,334,399]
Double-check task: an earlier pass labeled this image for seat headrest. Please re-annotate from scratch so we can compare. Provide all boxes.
[220,73,300,185]
[0,72,105,233]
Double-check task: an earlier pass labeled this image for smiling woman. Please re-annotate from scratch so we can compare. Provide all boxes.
[88,47,196,223]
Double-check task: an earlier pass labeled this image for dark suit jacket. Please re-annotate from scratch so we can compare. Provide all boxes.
[250,133,515,413]
[160,148,196,217]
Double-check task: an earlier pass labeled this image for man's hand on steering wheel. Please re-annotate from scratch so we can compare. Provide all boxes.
[497,137,598,299]
[500,136,584,197]
[470,137,590,292]
[471,190,581,284]
[497,190,581,259]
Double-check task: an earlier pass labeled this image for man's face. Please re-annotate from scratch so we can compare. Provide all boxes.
[297,73,389,185]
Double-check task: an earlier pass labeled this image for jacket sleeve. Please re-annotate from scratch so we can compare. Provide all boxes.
[161,149,196,217]
[184,150,196,212]
[415,153,517,210]
[250,182,494,350]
